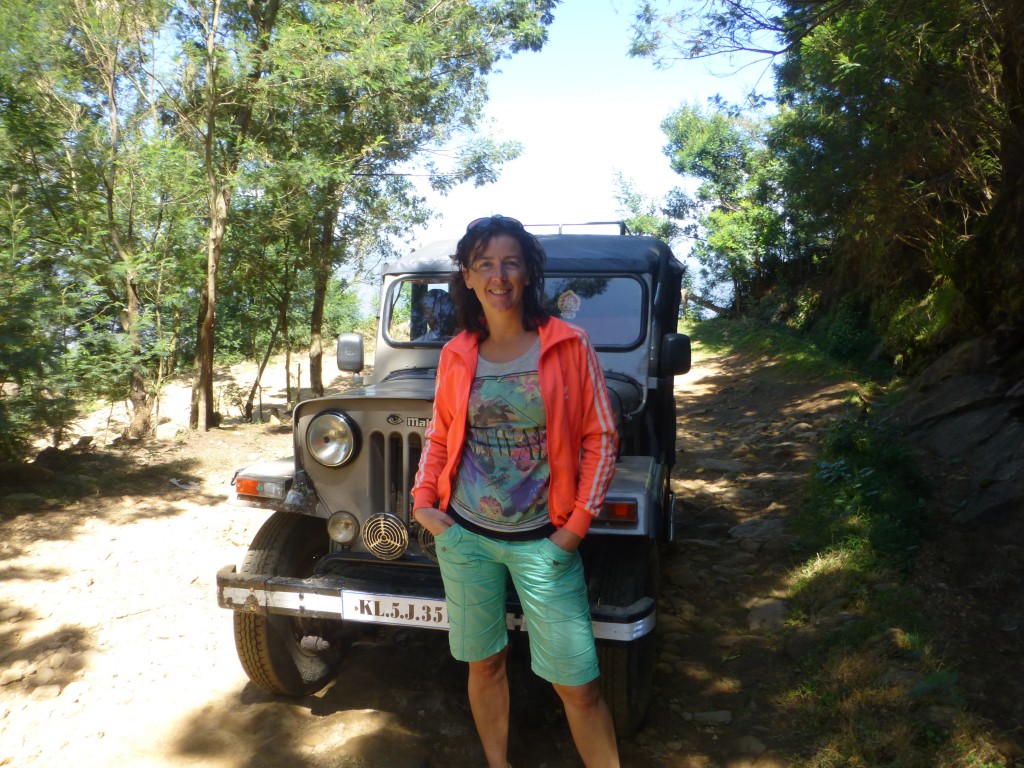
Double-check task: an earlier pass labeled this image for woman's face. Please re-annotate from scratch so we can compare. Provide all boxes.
[462,234,530,322]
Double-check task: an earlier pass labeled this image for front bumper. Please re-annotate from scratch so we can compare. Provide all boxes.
[217,564,655,643]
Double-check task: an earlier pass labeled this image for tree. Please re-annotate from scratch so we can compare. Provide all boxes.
[659,98,782,312]
[630,0,1019,362]
[614,173,681,243]
[1,0,201,444]
[167,0,558,429]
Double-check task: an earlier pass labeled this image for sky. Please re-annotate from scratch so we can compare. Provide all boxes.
[409,0,770,249]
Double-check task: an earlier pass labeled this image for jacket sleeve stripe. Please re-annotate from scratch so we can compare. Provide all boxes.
[577,327,617,516]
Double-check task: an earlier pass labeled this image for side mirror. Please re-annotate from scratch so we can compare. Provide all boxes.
[336,333,364,372]
[660,333,691,376]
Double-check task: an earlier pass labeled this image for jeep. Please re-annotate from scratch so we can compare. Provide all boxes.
[216,227,690,736]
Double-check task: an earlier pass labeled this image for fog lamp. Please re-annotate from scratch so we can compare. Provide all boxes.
[327,511,359,544]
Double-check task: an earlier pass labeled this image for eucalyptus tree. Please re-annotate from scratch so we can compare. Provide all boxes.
[1,0,201,442]
[167,0,557,430]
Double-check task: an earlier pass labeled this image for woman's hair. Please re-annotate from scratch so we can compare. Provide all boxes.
[449,216,549,340]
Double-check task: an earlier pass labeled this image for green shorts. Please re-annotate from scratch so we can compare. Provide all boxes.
[434,524,599,687]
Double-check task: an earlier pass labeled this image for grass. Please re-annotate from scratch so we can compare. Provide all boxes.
[687,317,1012,768]
[682,316,893,385]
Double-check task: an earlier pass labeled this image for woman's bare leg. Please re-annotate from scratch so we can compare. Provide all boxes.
[468,647,510,768]
[552,678,619,768]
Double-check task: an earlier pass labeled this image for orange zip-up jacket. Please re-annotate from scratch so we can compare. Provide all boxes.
[411,317,617,539]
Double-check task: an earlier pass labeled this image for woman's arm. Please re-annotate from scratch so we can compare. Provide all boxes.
[411,347,458,535]
[561,332,618,541]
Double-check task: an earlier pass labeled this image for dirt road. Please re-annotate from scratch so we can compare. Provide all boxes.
[1,351,857,767]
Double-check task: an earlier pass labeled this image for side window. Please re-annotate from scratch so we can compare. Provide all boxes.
[386,279,456,344]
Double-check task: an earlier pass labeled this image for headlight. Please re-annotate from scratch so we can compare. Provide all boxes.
[307,412,358,466]
[327,512,359,544]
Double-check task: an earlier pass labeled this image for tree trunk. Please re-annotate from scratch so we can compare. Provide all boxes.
[191,180,230,430]
[244,301,284,422]
[122,272,154,439]
[689,293,731,316]
[189,0,277,429]
[308,199,338,398]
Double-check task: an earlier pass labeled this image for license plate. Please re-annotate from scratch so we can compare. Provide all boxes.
[341,590,448,629]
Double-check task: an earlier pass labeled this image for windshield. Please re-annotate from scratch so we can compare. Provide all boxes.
[385,278,457,345]
[384,274,645,349]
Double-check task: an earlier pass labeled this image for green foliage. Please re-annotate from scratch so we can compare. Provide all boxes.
[0,190,79,459]
[659,97,785,311]
[632,0,1019,365]
[810,295,880,362]
[684,316,890,383]
[798,417,928,569]
[0,0,556,441]
[614,174,676,241]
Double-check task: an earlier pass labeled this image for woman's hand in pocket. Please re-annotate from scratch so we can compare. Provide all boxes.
[548,527,582,553]
[412,507,455,537]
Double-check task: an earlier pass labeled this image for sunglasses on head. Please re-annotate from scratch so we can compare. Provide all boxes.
[466,214,523,232]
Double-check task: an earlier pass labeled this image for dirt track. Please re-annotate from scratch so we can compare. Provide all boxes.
[1,352,858,767]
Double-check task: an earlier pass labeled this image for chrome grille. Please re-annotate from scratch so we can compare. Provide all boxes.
[368,429,423,518]
[365,429,423,560]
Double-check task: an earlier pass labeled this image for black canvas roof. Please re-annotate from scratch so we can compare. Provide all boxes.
[385,234,682,276]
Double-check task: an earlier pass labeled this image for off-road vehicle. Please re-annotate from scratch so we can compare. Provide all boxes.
[216,227,690,736]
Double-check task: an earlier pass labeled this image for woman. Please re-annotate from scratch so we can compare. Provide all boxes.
[412,216,621,768]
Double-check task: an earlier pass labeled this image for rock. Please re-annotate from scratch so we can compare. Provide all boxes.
[47,651,68,670]
[911,338,995,391]
[865,627,915,658]
[734,734,767,755]
[2,492,47,509]
[0,462,56,487]
[747,598,789,631]
[877,666,924,690]
[0,668,24,686]
[33,445,74,470]
[738,537,761,553]
[714,635,745,649]
[663,563,701,588]
[692,710,733,725]
[698,617,721,633]
[953,457,1024,523]
[0,607,21,622]
[31,667,56,685]
[697,458,749,472]
[901,373,1004,428]
[730,443,758,460]
[729,518,786,541]
[918,402,1017,461]
[785,626,822,660]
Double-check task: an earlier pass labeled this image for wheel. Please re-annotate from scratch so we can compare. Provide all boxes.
[232,512,349,696]
[588,539,659,738]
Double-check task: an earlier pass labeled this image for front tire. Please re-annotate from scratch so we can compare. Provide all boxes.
[233,512,348,696]
[588,539,659,738]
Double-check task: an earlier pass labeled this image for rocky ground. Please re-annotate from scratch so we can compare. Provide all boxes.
[0,345,1019,766]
